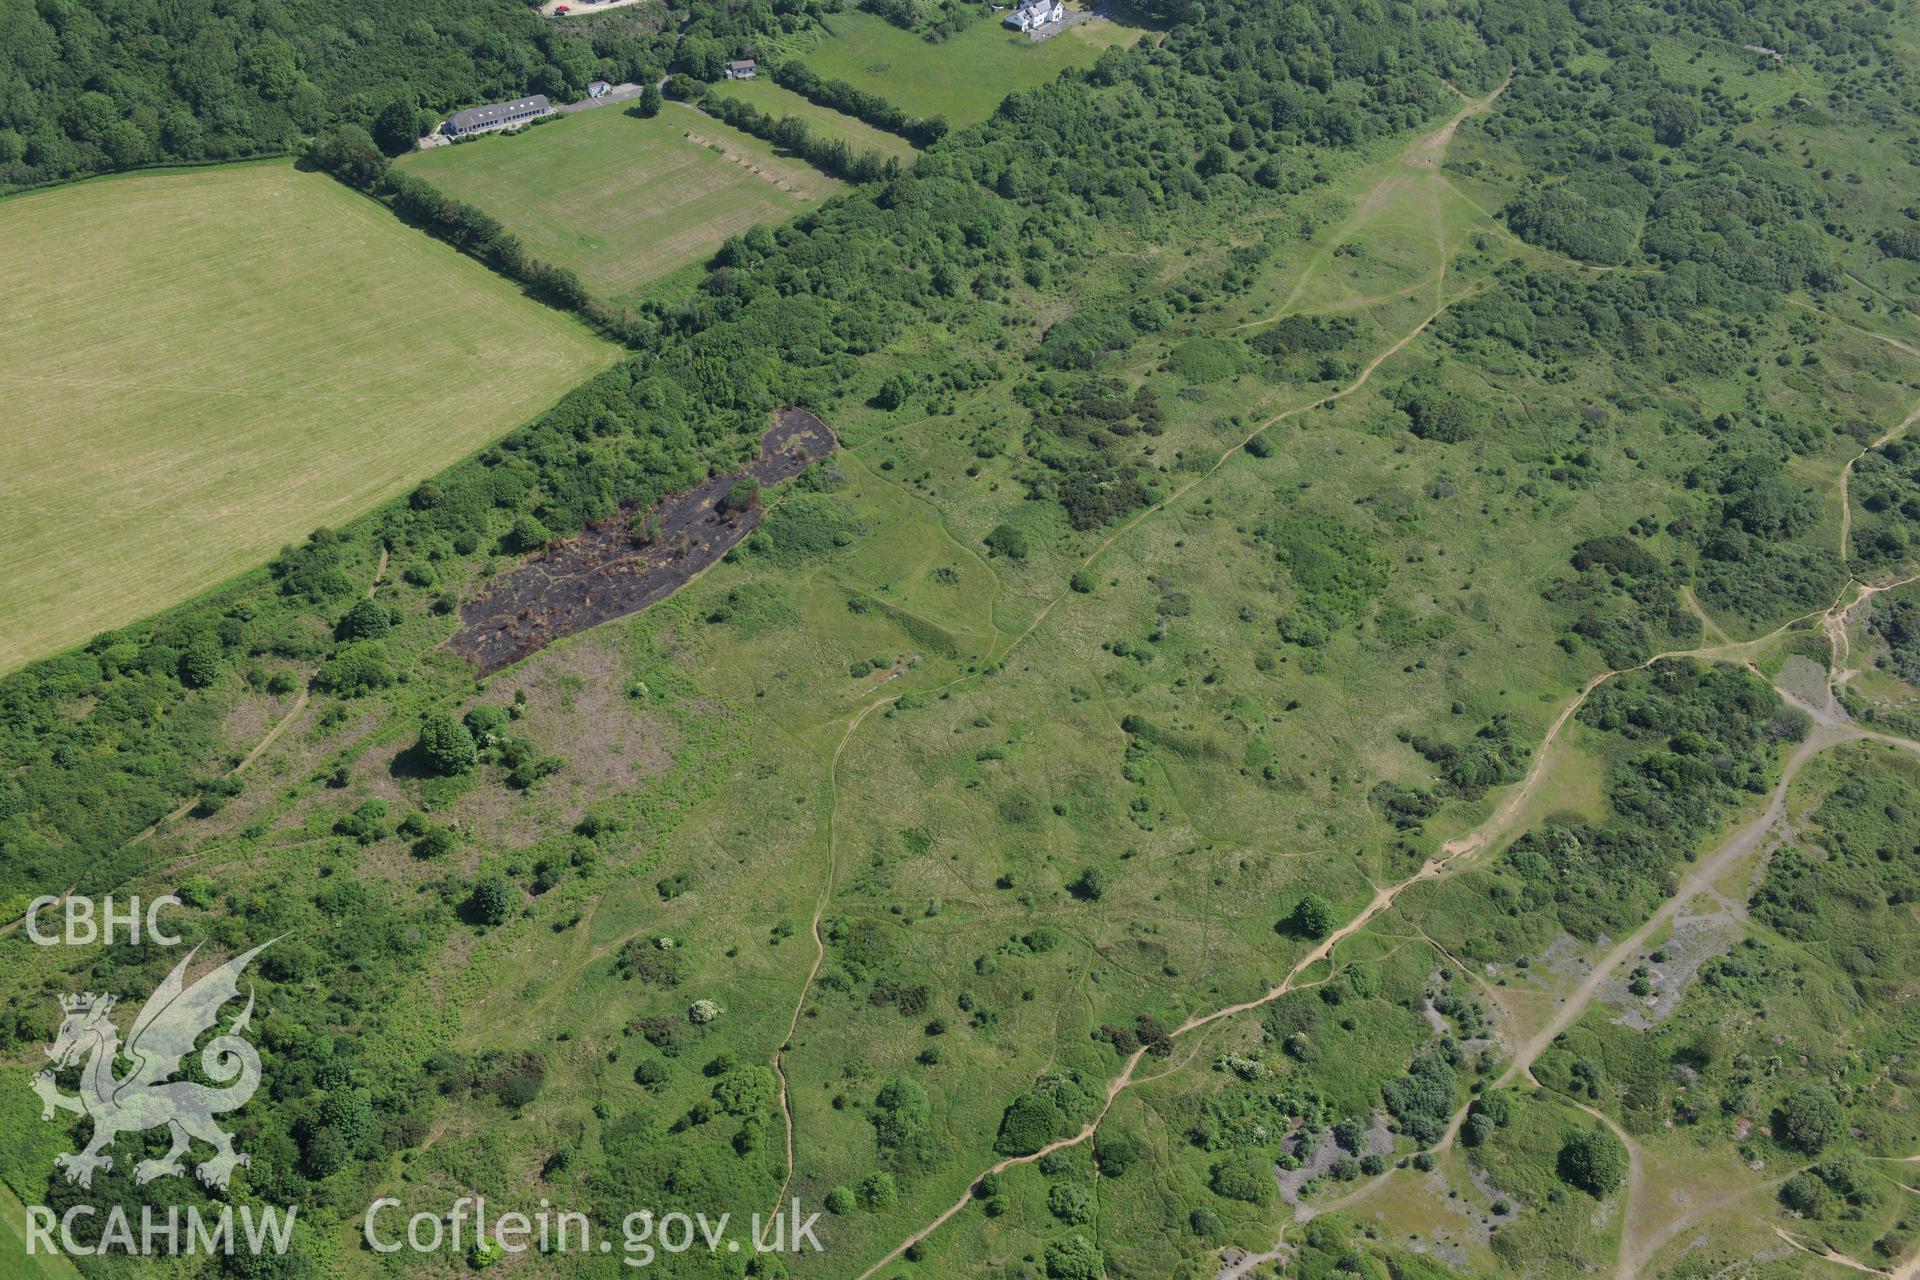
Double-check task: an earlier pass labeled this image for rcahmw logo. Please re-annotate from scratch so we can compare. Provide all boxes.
[25,939,298,1258]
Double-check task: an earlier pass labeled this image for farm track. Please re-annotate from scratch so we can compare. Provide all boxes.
[1772,1224,1894,1276]
[836,72,1906,1276]
[1445,721,1856,1131]
[1107,565,1920,1280]
[1784,296,1920,361]
[1255,75,1507,325]
[0,682,312,938]
[764,692,892,1224]
[118,538,391,850]
[1305,524,1920,1274]
[17,60,1907,1280]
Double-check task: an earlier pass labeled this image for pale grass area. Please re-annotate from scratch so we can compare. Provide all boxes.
[0,161,616,672]
[803,8,1141,127]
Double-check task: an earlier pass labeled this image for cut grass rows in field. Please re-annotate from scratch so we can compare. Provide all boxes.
[711,77,921,163]
[401,106,837,300]
[0,162,616,674]
[802,9,1140,127]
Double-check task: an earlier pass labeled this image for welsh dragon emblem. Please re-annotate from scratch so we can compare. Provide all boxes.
[31,940,273,1190]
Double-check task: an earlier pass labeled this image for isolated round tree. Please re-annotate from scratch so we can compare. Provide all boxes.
[720,478,761,515]
[372,99,422,155]
[1047,1182,1092,1225]
[417,713,477,775]
[181,634,223,688]
[337,597,392,640]
[858,1170,897,1210]
[466,876,514,926]
[463,704,510,747]
[1776,1086,1844,1154]
[1557,1129,1625,1196]
[508,513,553,553]
[1779,1172,1828,1217]
[1095,1132,1139,1178]
[1290,893,1336,939]
[318,124,386,188]
[1209,1152,1272,1204]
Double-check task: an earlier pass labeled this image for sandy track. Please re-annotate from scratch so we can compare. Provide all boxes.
[1840,397,1920,560]
[802,277,1497,1280]
[846,525,1920,1279]
[764,694,892,1223]
[767,87,1527,1234]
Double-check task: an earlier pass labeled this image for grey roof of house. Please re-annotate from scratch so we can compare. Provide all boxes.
[730,59,756,68]
[447,95,552,131]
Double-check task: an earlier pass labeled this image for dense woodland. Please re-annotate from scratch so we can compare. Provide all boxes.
[0,0,781,186]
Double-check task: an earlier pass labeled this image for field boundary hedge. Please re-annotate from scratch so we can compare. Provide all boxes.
[770,59,949,148]
[306,127,647,344]
[696,93,905,185]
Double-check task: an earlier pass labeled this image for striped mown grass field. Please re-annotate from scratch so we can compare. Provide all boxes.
[401,106,837,300]
[0,161,617,672]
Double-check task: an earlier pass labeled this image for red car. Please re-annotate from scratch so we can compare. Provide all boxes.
[553,5,570,12]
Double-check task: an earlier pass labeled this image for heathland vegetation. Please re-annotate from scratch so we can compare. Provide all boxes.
[6,0,1920,1277]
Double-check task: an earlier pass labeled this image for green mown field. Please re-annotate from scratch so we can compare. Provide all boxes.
[711,76,921,163]
[0,1183,78,1280]
[802,9,1140,126]
[400,105,838,299]
[0,162,615,674]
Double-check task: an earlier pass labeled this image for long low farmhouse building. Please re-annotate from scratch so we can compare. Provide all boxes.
[445,95,553,137]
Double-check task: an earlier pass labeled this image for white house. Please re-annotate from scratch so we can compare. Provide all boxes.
[1004,0,1064,31]
[727,59,758,80]
[587,80,613,98]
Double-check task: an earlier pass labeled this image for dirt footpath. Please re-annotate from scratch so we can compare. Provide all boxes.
[450,407,835,675]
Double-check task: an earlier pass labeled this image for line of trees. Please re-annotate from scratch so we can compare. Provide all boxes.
[698,94,904,185]
[307,126,645,342]
[770,60,950,148]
